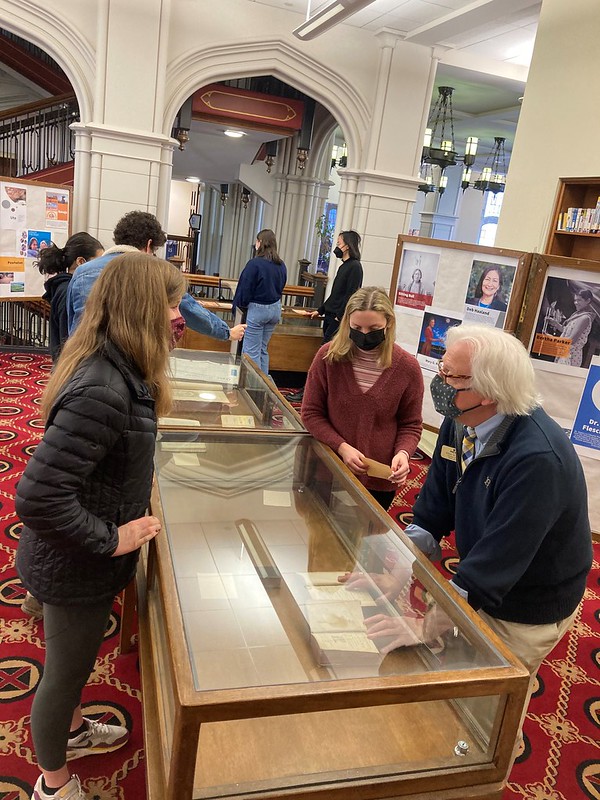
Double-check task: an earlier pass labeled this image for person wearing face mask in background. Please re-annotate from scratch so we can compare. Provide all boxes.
[301,287,423,510]
[37,233,105,362]
[365,324,591,756]
[287,230,363,403]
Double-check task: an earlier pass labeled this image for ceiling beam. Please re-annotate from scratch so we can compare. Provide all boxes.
[403,0,540,46]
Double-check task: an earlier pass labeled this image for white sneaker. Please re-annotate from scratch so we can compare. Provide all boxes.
[66,717,129,760]
[22,592,44,620]
[32,774,87,799]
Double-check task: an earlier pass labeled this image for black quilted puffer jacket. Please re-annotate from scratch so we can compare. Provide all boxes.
[16,342,156,605]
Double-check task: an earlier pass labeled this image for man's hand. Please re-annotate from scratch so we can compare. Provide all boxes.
[339,570,410,603]
[390,450,410,485]
[365,613,423,653]
[229,324,247,341]
[338,442,368,475]
[309,311,322,319]
[112,515,161,557]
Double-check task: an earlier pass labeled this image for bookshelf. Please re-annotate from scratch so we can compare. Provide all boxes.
[546,177,600,259]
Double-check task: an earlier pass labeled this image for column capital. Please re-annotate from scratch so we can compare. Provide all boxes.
[374,28,404,49]
[70,122,175,153]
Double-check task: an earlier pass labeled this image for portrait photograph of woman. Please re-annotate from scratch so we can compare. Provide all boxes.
[530,276,600,371]
[464,260,516,325]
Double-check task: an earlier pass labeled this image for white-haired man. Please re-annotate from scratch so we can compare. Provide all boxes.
[366,325,591,735]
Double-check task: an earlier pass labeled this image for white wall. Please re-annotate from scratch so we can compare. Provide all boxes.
[496,0,600,251]
[167,180,196,236]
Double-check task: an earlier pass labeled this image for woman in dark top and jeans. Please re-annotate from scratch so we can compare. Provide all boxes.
[232,229,287,374]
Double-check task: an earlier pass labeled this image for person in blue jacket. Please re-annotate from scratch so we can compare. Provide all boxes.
[232,228,287,374]
[67,210,246,343]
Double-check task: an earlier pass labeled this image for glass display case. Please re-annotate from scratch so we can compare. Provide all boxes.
[138,432,529,800]
[161,350,305,432]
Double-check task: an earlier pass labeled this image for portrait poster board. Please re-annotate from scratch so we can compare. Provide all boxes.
[0,175,71,298]
[517,252,600,534]
[389,235,531,433]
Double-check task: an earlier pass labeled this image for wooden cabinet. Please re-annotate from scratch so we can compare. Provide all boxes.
[138,422,530,800]
[546,177,600,259]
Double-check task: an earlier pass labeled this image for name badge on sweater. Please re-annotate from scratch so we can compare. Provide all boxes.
[441,445,456,461]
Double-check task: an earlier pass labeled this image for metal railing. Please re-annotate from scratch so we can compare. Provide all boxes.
[0,300,49,350]
[0,93,78,177]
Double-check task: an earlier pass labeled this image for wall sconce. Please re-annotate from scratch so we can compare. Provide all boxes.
[174,128,190,151]
[296,147,309,171]
[220,184,228,207]
[265,140,278,174]
[241,186,252,210]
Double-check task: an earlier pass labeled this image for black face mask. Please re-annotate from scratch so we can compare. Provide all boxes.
[349,327,386,351]
[430,374,482,419]
[333,246,344,259]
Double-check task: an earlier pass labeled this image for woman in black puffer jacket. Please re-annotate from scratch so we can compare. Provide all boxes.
[15,252,186,800]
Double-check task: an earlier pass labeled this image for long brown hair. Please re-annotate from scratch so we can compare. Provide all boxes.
[326,286,396,368]
[255,229,283,264]
[42,253,186,419]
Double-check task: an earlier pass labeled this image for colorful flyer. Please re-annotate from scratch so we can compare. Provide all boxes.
[0,183,27,229]
[45,190,69,229]
[570,356,600,460]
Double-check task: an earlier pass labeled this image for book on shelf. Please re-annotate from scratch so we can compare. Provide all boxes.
[557,199,600,234]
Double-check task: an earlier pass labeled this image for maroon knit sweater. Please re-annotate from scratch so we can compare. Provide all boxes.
[301,343,424,491]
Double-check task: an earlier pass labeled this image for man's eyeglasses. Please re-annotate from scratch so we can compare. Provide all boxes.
[438,360,472,384]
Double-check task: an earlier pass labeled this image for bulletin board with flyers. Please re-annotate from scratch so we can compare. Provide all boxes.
[0,175,71,299]
[388,234,532,432]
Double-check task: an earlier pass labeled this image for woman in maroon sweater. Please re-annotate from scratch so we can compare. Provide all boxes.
[302,287,424,510]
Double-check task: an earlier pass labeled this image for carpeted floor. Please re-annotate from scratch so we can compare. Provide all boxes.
[1,353,598,800]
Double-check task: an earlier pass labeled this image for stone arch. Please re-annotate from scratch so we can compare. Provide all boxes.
[164,38,370,171]
[1,2,94,121]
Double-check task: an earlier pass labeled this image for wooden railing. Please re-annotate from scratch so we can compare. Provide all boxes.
[186,274,314,307]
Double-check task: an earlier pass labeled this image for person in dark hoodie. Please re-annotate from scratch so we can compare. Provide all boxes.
[38,233,104,361]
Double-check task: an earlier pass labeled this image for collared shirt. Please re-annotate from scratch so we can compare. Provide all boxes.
[404,413,506,600]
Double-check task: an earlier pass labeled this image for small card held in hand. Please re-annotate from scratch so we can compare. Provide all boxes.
[361,457,393,479]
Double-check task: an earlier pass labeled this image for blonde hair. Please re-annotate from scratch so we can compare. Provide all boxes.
[445,324,540,415]
[326,286,396,368]
[42,253,186,419]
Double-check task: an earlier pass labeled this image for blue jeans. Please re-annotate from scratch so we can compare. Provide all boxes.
[242,300,281,373]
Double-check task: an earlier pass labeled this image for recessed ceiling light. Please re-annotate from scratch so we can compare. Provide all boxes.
[224,130,246,138]
[185,176,201,183]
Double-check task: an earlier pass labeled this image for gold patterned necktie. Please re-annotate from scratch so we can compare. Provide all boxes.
[461,427,477,472]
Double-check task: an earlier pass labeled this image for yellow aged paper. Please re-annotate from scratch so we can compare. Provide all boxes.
[313,632,379,654]
[221,415,256,428]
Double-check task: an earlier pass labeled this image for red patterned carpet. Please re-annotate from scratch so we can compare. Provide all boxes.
[0,354,598,800]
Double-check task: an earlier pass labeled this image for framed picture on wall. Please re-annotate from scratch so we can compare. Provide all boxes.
[517,253,600,377]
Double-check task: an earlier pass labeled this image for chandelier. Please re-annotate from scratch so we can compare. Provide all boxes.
[422,86,478,173]
[417,163,448,195]
[462,137,508,194]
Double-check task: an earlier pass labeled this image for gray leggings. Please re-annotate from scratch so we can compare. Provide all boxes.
[31,597,114,771]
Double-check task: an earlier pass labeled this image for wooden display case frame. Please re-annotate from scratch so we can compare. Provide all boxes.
[137,437,529,800]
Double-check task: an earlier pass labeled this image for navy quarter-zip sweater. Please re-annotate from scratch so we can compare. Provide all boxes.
[412,408,592,624]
